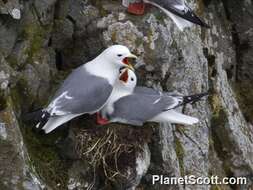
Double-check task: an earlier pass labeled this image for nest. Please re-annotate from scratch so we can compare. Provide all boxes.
[74,124,153,187]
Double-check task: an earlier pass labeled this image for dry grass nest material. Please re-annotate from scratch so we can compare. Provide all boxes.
[74,124,153,182]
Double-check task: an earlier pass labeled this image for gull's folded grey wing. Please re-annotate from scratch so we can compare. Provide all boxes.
[110,92,177,125]
[47,67,113,116]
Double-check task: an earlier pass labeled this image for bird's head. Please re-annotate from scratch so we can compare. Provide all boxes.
[118,68,137,91]
[101,45,137,69]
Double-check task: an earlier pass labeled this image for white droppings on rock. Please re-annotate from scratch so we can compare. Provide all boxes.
[10,8,21,20]
[0,70,9,90]
[118,12,126,21]
[67,178,82,190]
[0,123,7,140]
[1,81,8,89]
[11,176,20,185]
[0,71,9,80]
[212,25,218,36]
[22,180,41,190]
[136,144,150,176]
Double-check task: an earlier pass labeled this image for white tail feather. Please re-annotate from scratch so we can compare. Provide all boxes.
[42,114,79,134]
[165,11,193,31]
[144,0,193,31]
[151,110,199,125]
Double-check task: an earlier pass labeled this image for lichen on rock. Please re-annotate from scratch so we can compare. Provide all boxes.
[0,0,253,190]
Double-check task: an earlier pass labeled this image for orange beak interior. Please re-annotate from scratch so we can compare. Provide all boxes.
[119,70,129,83]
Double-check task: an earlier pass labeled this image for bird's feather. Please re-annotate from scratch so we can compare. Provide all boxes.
[110,90,178,125]
[144,0,209,28]
[108,86,206,126]
[47,67,113,116]
[151,110,199,125]
[42,114,80,134]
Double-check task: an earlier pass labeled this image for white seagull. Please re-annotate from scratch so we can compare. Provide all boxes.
[35,45,137,134]
[122,0,210,31]
[99,68,208,126]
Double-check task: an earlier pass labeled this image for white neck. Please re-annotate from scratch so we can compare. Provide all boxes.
[112,85,133,101]
[84,56,119,85]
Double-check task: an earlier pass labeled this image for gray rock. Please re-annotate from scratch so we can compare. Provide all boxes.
[0,18,18,57]
[34,0,57,25]
[52,18,74,50]
[0,0,252,190]
[0,108,44,190]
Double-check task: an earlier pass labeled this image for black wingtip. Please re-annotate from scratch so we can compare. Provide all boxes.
[186,11,210,28]
[199,20,211,29]
[166,6,210,29]
[22,108,43,122]
[182,92,209,105]
[22,109,50,131]
[36,111,51,130]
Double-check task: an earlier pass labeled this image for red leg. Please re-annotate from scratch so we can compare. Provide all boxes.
[96,112,109,125]
[127,2,146,15]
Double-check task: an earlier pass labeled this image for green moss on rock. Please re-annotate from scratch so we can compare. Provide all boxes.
[174,136,185,176]
[22,23,49,64]
[5,56,19,69]
[0,91,7,111]
[9,77,32,112]
[21,126,69,190]
[90,0,108,16]
[211,106,228,128]
[208,92,236,180]
[153,12,166,23]
[233,82,253,124]
[8,70,69,189]
[210,184,223,190]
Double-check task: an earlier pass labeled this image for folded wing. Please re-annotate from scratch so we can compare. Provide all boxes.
[36,67,113,133]
[110,90,180,126]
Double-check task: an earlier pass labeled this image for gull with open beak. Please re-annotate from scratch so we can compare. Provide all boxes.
[99,68,208,126]
[35,45,137,134]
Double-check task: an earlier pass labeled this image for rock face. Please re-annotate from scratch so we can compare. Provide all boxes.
[0,0,252,190]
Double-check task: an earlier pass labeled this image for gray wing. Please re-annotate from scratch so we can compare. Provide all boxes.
[164,0,184,7]
[46,67,112,116]
[135,86,182,99]
[149,0,209,27]
[150,0,185,10]
[134,86,162,96]
[110,92,178,126]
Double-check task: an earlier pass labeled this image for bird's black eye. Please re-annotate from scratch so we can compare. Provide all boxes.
[131,77,134,81]
[117,54,123,57]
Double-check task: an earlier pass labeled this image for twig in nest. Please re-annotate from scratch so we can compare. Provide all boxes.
[75,127,142,183]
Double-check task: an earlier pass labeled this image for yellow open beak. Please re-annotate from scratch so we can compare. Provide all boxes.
[127,53,137,59]
[127,53,137,70]
[126,64,135,71]
[122,52,137,71]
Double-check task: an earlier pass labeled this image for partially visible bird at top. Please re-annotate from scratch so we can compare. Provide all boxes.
[34,45,137,134]
[122,0,210,31]
[99,68,208,126]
